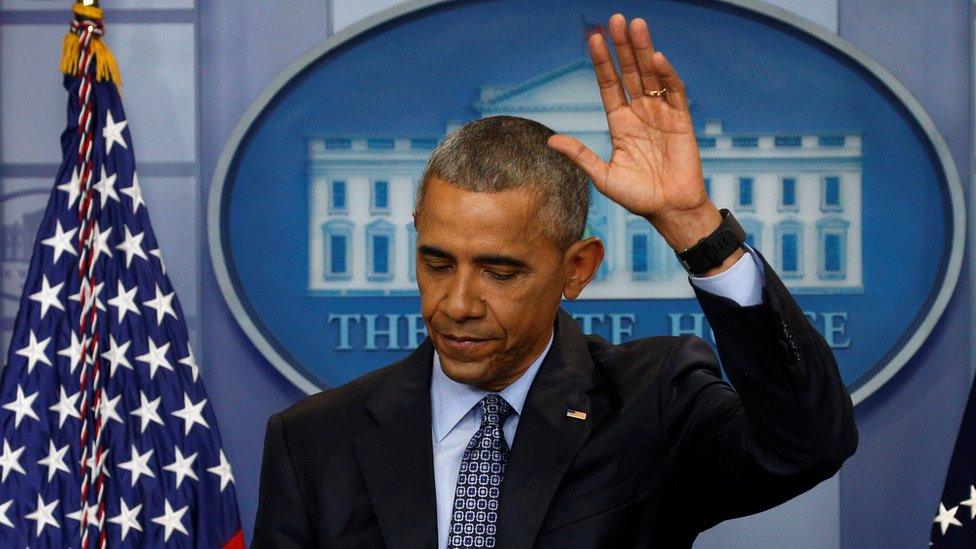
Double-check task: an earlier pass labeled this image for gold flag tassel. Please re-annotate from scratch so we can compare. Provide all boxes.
[59,2,121,86]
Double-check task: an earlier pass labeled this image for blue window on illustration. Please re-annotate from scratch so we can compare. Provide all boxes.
[823,176,842,210]
[732,136,758,148]
[824,234,841,271]
[775,219,804,278]
[322,219,353,281]
[782,233,798,272]
[775,136,802,147]
[366,219,395,281]
[367,138,395,149]
[816,217,849,279]
[781,178,795,206]
[632,234,648,273]
[331,180,346,211]
[324,137,351,149]
[373,180,389,211]
[738,177,754,208]
[819,135,845,147]
[330,235,347,273]
[373,235,389,273]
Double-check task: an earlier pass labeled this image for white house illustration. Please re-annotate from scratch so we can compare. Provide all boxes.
[307,59,862,299]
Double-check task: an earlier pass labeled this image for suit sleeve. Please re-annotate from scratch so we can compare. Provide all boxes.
[661,248,858,532]
[253,413,317,548]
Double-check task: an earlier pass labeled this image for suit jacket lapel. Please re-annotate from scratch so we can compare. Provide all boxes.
[354,340,438,549]
[495,309,610,549]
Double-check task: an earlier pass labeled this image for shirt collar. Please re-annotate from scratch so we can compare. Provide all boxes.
[430,330,554,443]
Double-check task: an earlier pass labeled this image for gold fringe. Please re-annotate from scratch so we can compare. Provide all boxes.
[72,4,103,20]
[58,3,121,88]
[60,31,80,75]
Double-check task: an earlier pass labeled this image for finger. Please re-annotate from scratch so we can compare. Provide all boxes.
[628,18,662,93]
[652,52,689,111]
[547,134,609,190]
[587,32,628,114]
[608,13,643,99]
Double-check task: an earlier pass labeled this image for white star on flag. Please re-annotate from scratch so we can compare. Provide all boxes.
[37,440,71,481]
[130,391,164,433]
[24,494,60,536]
[102,110,128,154]
[93,165,120,209]
[172,393,210,435]
[108,279,141,322]
[40,220,78,262]
[116,226,148,268]
[101,334,134,376]
[28,275,65,318]
[56,330,83,374]
[935,502,963,535]
[121,171,145,213]
[961,486,976,520]
[66,503,102,530]
[143,283,178,326]
[179,344,200,382]
[2,385,39,427]
[14,330,53,373]
[0,440,26,481]
[48,386,81,428]
[151,499,189,541]
[91,223,114,263]
[163,447,199,488]
[107,499,143,541]
[97,389,125,426]
[208,450,236,492]
[136,337,173,379]
[118,445,156,487]
[0,500,13,528]
[83,448,110,479]
[69,280,106,312]
[56,168,81,209]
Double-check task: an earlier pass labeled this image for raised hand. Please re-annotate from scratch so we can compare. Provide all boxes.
[548,13,724,254]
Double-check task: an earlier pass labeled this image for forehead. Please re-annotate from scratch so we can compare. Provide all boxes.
[416,177,553,255]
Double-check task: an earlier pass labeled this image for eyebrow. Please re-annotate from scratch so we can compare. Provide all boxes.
[417,245,530,269]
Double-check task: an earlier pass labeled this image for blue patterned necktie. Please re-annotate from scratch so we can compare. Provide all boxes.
[448,393,515,549]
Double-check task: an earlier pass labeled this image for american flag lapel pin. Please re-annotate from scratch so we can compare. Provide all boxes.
[566,409,588,421]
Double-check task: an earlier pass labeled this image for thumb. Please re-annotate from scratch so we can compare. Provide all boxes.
[547,134,609,190]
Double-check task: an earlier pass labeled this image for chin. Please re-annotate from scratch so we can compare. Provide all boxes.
[438,359,490,386]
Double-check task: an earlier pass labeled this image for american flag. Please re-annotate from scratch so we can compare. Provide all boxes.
[0,4,243,547]
[931,375,976,547]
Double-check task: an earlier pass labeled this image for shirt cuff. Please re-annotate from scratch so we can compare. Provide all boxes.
[687,244,765,306]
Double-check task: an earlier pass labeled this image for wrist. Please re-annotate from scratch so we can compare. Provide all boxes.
[647,203,723,252]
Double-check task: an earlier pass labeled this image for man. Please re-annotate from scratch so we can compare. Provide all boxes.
[254,13,857,548]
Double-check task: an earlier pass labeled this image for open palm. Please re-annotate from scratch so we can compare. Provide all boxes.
[548,15,707,224]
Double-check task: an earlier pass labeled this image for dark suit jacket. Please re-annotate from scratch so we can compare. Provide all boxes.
[253,250,857,548]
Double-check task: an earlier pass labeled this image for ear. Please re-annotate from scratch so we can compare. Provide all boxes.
[561,237,605,300]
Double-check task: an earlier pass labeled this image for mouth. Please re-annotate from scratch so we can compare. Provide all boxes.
[436,330,495,354]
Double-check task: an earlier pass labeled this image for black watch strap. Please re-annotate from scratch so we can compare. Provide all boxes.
[675,208,747,275]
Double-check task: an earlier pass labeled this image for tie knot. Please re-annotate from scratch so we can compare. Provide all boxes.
[480,393,514,428]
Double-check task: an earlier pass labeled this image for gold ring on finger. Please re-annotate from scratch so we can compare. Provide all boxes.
[644,87,668,97]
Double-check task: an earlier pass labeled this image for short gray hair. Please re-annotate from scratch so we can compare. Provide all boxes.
[415,115,589,250]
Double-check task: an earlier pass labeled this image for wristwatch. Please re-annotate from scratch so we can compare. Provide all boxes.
[675,208,747,276]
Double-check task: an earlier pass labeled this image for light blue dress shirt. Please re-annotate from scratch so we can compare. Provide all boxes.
[430,246,765,548]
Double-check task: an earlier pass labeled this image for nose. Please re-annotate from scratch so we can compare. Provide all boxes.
[440,268,486,323]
